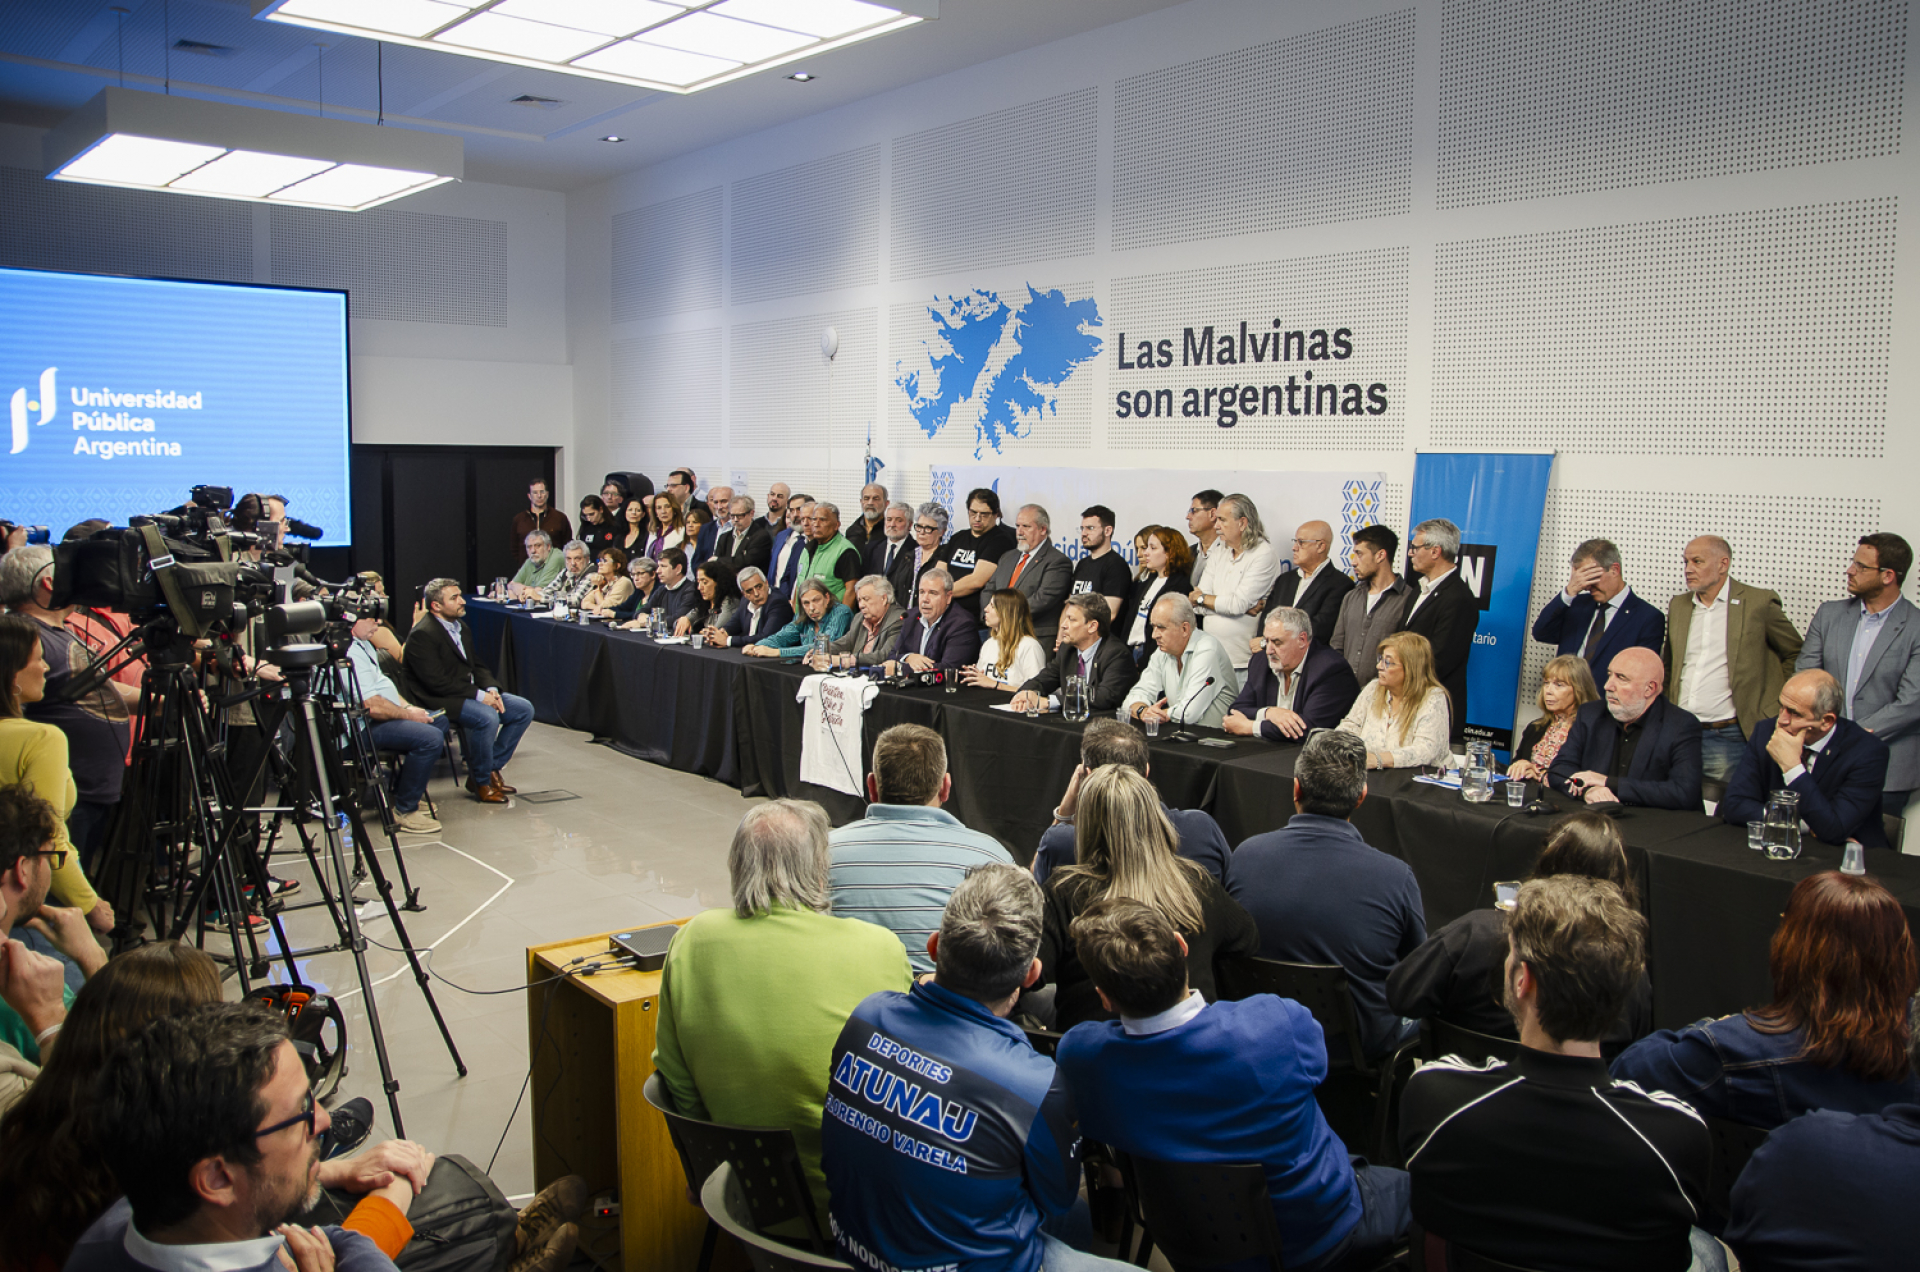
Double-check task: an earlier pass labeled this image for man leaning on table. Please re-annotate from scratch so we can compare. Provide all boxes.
[1548,646,1703,811]
[705,566,792,648]
[1720,669,1890,848]
[1123,594,1239,730]
[1224,607,1360,742]
[884,568,982,676]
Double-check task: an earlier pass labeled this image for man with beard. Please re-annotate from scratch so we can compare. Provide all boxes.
[1549,646,1704,810]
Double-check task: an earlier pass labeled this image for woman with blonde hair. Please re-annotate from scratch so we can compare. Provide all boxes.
[1336,631,1451,769]
[1036,765,1258,1028]
[1190,494,1281,672]
[961,587,1047,690]
[1507,655,1601,782]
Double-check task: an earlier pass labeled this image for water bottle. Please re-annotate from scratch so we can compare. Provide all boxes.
[1063,675,1091,723]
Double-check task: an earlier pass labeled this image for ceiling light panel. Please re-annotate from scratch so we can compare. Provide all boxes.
[270,164,445,207]
[255,0,932,94]
[168,150,336,197]
[57,134,227,187]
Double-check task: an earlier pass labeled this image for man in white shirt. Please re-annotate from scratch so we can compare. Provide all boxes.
[1252,519,1352,648]
[344,616,448,834]
[1330,525,1411,685]
[1124,594,1240,729]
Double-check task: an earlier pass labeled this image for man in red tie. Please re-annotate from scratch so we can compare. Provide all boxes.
[988,504,1072,645]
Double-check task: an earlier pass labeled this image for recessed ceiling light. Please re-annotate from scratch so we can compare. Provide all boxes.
[788,71,814,81]
[601,134,625,142]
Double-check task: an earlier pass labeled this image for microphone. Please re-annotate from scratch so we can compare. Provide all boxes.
[1164,675,1216,743]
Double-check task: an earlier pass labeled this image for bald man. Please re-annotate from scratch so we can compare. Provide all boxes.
[1548,646,1704,810]
[1720,669,1891,846]
[1252,519,1352,648]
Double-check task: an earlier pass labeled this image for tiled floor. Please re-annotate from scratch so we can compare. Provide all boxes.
[260,722,747,1199]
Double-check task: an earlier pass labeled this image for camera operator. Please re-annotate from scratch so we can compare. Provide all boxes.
[344,615,446,835]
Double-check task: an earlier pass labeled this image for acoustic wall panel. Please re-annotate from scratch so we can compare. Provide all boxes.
[610,327,721,455]
[613,187,722,323]
[1430,199,1895,456]
[0,165,252,282]
[1439,0,1909,209]
[890,88,1098,281]
[729,308,876,449]
[272,206,509,327]
[1108,248,1409,452]
[1111,10,1415,251]
[730,145,881,306]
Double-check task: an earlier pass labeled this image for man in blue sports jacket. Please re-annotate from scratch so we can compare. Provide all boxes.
[821,864,1129,1272]
[1721,669,1890,847]
[1532,538,1665,679]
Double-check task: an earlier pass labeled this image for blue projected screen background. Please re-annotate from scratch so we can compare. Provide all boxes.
[1,266,350,546]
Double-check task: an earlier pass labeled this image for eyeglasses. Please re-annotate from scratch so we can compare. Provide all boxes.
[31,848,70,871]
[1292,538,1326,547]
[1410,541,1435,553]
[913,523,940,534]
[252,1086,317,1142]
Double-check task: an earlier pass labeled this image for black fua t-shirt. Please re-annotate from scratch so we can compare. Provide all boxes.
[933,524,1017,621]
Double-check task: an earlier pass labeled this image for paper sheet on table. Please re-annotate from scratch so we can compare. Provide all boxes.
[989,702,1055,714]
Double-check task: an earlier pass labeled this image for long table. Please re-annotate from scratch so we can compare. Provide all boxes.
[466,601,1920,1029]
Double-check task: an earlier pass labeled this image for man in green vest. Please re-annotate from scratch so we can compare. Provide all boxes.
[795,501,863,609]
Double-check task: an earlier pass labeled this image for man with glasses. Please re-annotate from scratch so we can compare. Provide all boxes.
[1798,533,1920,817]
[510,479,570,565]
[714,495,773,576]
[708,566,792,648]
[0,785,103,1089]
[933,488,1017,628]
[1396,518,1479,745]
[1253,520,1353,648]
[1186,489,1224,579]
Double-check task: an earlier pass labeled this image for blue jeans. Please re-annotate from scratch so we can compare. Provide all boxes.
[1039,1199,1134,1271]
[455,692,534,779]
[1299,1160,1411,1272]
[368,716,451,813]
[1699,722,1746,784]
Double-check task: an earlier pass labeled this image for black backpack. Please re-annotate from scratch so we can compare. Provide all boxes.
[305,1154,516,1272]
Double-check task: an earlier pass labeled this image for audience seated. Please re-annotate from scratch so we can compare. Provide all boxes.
[1253,519,1352,648]
[884,568,981,674]
[507,531,564,598]
[1549,646,1705,809]
[1011,595,1137,711]
[344,614,449,836]
[1328,525,1410,688]
[1400,876,1719,1272]
[1058,898,1411,1272]
[811,575,904,669]
[1230,730,1425,1062]
[674,558,740,637]
[827,725,1012,971]
[821,863,1131,1272]
[403,579,534,804]
[1505,654,1601,784]
[1720,669,1890,846]
[1120,526,1193,667]
[653,800,911,1223]
[0,785,101,1083]
[1386,812,1653,1058]
[988,504,1074,646]
[1122,595,1239,729]
[1668,536,1804,784]
[963,587,1048,691]
[1333,631,1450,770]
[1723,1100,1919,1272]
[1190,494,1280,673]
[1396,518,1478,745]
[1612,870,1918,1127]
[1223,606,1361,741]
[706,566,791,648]
[1032,719,1232,888]
[1531,537,1665,679]
[743,577,852,660]
[1035,765,1256,1029]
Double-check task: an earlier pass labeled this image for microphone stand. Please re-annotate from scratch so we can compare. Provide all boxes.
[1163,674,1217,743]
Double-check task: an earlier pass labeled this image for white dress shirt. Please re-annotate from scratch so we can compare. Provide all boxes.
[1406,566,1458,619]
[1195,539,1281,671]
[1124,628,1241,727]
[1678,589,1736,723]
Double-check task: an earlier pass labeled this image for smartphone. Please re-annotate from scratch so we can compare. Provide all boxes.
[1197,737,1237,749]
[1493,881,1520,911]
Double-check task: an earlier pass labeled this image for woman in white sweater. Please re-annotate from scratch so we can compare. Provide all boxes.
[1336,631,1452,769]
[1189,493,1280,671]
[961,587,1049,691]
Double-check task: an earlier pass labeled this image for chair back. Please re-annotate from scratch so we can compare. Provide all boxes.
[700,1162,853,1272]
[1120,1152,1282,1272]
[1022,1025,1065,1058]
[1220,957,1369,1071]
[1704,1115,1770,1219]
[1701,778,1728,807]
[642,1072,828,1252]
[1883,812,1905,851]
[1426,1017,1522,1068]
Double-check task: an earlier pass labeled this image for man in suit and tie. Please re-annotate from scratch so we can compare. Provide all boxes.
[1721,670,1890,847]
[1798,532,1920,817]
[1666,535,1804,782]
[1397,518,1479,744]
[885,567,982,674]
[1251,520,1353,648]
[1223,607,1361,742]
[714,493,774,575]
[706,566,792,648]
[1531,538,1665,681]
[1010,595,1139,712]
[863,501,916,604]
[988,504,1074,645]
[766,494,814,597]
[403,578,535,804]
[1549,646,1703,810]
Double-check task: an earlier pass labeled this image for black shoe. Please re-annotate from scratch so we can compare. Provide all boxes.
[321,1096,375,1160]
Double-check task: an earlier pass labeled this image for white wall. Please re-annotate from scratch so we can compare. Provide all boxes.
[568,0,1919,722]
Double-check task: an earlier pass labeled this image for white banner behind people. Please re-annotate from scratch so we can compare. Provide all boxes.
[928,465,1389,572]
[797,673,878,797]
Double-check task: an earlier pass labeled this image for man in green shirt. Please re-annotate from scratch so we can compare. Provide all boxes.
[795,502,863,610]
[653,799,911,1224]
[508,531,565,599]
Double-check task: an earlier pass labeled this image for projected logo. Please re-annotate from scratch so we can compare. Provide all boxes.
[8,367,55,455]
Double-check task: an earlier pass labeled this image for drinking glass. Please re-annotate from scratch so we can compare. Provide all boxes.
[1506,778,1527,807]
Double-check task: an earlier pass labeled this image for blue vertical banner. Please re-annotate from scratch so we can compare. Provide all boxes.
[1408,451,1555,751]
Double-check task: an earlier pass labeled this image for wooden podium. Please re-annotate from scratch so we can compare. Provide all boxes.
[526,923,707,1272]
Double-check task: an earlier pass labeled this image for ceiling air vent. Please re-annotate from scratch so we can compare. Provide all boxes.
[172,39,236,58]
[508,95,566,111]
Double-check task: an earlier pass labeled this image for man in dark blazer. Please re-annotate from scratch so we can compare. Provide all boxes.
[1253,519,1354,647]
[1396,518,1479,743]
[712,494,772,577]
[642,548,699,629]
[1223,607,1361,742]
[1721,670,1890,847]
[863,501,916,606]
[987,504,1074,645]
[403,578,534,803]
[710,566,792,647]
[1011,595,1139,711]
[1549,647,1703,810]
[1532,537,1664,679]
[885,567,981,673]
[767,495,813,597]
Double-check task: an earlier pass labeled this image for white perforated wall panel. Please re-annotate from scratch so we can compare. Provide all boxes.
[272,206,509,327]
[613,188,722,323]
[730,146,881,306]
[1111,10,1415,251]
[730,309,876,449]
[610,328,721,455]
[1438,0,1909,209]
[890,89,1098,282]
[1430,200,1895,456]
[1108,249,1408,452]
[0,165,252,281]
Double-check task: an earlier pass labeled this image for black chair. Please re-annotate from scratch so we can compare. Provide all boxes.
[1408,1223,1541,1272]
[1883,812,1905,851]
[642,1072,829,1268]
[1118,1152,1282,1271]
[1022,1025,1065,1057]
[1701,777,1728,807]
[1219,957,1420,1164]
[700,1161,853,1272]
[1704,1115,1770,1220]
[1424,1018,1521,1068]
